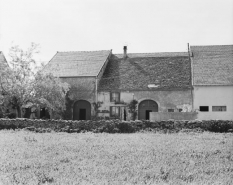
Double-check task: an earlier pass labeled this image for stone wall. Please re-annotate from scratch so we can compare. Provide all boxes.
[150,112,198,121]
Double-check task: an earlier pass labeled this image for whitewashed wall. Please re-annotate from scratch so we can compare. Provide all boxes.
[193,86,233,120]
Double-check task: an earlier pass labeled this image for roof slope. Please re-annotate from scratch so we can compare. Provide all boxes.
[191,45,233,85]
[43,50,111,77]
[99,52,191,91]
[0,52,8,70]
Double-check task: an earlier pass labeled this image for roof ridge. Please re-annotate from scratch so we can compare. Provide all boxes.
[191,44,233,47]
[115,51,187,55]
[57,50,112,53]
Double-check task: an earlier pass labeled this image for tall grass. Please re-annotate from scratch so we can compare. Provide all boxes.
[0,130,233,184]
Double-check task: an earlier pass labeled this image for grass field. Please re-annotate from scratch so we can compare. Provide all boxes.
[0,130,233,185]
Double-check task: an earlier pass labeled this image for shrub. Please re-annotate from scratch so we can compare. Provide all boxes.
[204,120,233,133]
[8,112,17,119]
[0,118,232,133]
[116,121,137,133]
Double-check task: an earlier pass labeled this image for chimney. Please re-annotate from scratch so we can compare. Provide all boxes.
[123,46,127,59]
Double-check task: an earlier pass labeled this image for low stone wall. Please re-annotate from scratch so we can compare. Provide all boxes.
[150,112,198,121]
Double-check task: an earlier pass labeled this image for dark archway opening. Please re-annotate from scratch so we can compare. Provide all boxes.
[24,108,31,118]
[73,100,91,120]
[40,108,50,119]
[138,100,158,120]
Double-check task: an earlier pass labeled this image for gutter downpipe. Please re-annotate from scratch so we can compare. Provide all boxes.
[188,43,194,111]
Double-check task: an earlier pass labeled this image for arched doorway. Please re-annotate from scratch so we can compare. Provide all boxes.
[138,100,158,120]
[40,108,50,119]
[73,100,91,120]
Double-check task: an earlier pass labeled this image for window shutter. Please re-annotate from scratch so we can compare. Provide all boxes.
[110,106,112,116]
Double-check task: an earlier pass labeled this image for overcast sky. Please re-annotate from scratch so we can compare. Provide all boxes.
[0,0,233,63]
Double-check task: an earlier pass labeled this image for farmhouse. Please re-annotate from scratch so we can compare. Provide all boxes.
[98,46,193,120]
[44,45,233,121]
[44,47,194,120]
[190,45,233,120]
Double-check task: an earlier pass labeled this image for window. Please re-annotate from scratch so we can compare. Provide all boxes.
[178,109,182,112]
[212,106,226,112]
[110,106,120,117]
[110,92,120,102]
[168,109,174,112]
[199,106,209,112]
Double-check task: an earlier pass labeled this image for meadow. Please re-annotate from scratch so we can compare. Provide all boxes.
[0,130,233,185]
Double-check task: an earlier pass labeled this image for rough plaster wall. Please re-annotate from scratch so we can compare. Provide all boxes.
[60,77,96,119]
[98,90,192,119]
[131,90,192,112]
[61,77,96,102]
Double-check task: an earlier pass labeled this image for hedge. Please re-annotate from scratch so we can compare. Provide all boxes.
[0,118,233,133]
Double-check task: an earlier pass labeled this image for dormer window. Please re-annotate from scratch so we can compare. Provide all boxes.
[110,92,120,102]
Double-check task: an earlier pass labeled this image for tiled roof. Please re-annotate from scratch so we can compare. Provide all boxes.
[99,52,191,91]
[43,50,112,77]
[190,45,233,85]
[0,52,8,70]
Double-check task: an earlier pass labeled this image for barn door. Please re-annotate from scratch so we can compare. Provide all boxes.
[73,100,91,120]
[138,100,158,120]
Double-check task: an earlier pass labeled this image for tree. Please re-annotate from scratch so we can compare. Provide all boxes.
[32,72,70,118]
[0,43,69,118]
[0,43,38,117]
[128,100,138,120]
